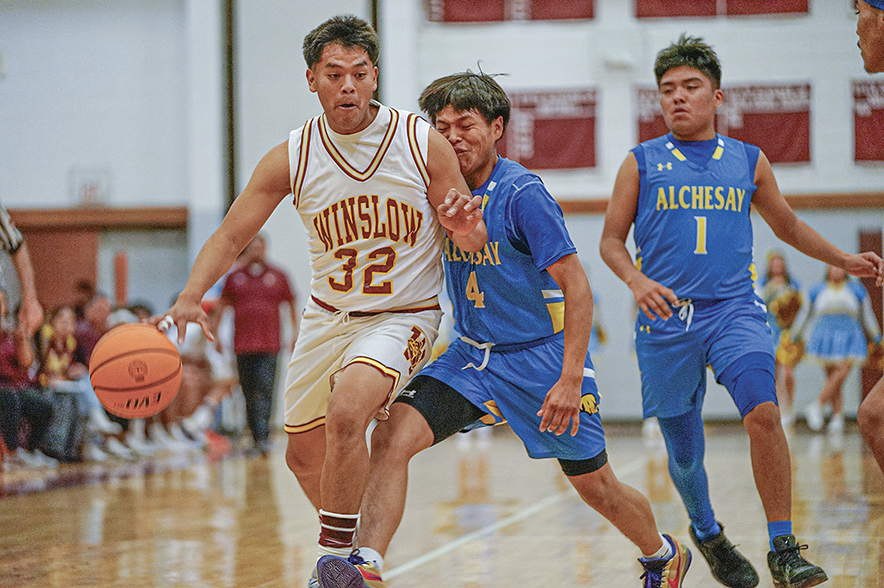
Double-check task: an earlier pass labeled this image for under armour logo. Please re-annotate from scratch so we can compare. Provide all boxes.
[657,162,672,171]
[399,389,417,399]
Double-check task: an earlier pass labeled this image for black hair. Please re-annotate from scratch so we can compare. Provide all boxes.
[654,34,722,89]
[302,15,380,70]
[418,69,511,131]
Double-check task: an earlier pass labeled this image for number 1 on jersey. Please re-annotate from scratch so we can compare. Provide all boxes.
[466,271,485,308]
[693,216,708,255]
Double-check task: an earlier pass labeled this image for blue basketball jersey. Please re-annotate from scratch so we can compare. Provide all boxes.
[443,157,576,346]
[633,133,760,300]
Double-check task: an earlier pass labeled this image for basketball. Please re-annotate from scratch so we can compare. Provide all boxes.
[89,323,182,419]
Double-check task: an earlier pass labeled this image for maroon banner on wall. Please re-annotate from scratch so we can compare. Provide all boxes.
[428,0,593,22]
[718,84,811,163]
[855,80,884,162]
[498,89,596,170]
[636,84,811,164]
[635,0,807,17]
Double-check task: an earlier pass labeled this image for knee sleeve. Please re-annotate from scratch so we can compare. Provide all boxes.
[718,352,776,418]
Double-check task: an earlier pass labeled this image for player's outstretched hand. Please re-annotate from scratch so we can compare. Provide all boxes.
[151,294,215,346]
[537,380,581,437]
[630,274,679,321]
[844,251,884,286]
[437,189,483,237]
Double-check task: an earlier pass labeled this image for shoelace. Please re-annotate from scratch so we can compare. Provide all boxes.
[640,567,663,588]
[778,542,810,564]
[349,550,367,565]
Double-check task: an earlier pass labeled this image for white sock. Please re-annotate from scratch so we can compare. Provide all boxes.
[354,547,384,572]
[643,534,673,561]
[317,544,351,562]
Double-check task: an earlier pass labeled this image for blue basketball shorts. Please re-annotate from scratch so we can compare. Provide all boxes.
[635,294,776,419]
[412,336,606,461]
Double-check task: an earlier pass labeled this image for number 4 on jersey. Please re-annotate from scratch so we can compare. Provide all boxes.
[466,271,485,308]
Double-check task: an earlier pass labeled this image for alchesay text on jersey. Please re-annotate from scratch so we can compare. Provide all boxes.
[443,237,501,266]
[655,185,746,212]
[313,194,424,252]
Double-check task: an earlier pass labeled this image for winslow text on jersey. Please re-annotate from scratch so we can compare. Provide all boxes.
[313,194,425,252]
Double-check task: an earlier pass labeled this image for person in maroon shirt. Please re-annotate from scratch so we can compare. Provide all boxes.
[215,235,298,455]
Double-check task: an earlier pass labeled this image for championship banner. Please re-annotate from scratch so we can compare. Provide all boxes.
[635,0,807,18]
[428,0,593,22]
[498,89,596,170]
[854,80,884,162]
[636,83,811,164]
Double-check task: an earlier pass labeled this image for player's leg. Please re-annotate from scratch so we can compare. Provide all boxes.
[361,375,475,556]
[858,376,884,472]
[718,352,827,588]
[325,370,488,588]
[358,402,434,558]
[321,362,396,514]
[565,459,691,587]
[286,426,326,510]
[657,406,758,588]
[313,310,441,588]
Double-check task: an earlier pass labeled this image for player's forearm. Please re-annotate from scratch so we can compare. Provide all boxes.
[559,284,593,384]
[448,221,488,253]
[774,218,848,269]
[599,236,644,288]
[180,233,241,303]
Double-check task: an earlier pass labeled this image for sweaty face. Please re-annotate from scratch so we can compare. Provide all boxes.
[857,0,884,73]
[306,44,378,134]
[433,106,502,190]
[658,65,723,141]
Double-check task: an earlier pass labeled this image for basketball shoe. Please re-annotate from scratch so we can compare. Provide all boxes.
[767,535,828,588]
[315,552,386,588]
[639,534,692,588]
[689,523,759,588]
[348,550,386,588]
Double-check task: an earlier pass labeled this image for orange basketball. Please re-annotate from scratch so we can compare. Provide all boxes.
[89,323,182,419]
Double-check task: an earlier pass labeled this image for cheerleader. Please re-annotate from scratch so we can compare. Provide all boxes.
[794,265,881,433]
[758,251,804,427]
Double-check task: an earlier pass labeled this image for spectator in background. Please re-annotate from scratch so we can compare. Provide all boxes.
[72,294,111,365]
[214,234,298,455]
[38,304,122,462]
[72,279,95,321]
[0,288,56,469]
[794,265,881,434]
[757,251,804,428]
[70,294,137,459]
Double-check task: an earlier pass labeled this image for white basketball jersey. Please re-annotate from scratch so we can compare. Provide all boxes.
[289,102,444,312]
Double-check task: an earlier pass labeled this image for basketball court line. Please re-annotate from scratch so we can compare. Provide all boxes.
[385,456,645,579]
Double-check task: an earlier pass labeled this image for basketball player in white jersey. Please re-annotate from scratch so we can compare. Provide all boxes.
[159,15,486,588]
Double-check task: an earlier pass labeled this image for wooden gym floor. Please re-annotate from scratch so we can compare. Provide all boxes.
[1,422,882,587]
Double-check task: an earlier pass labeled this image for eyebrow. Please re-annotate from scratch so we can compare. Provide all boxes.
[323,59,370,70]
[660,76,704,87]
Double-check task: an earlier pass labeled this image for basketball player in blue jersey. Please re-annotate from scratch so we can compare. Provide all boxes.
[855,0,884,474]
[323,71,693,588]
[601,35,884,588]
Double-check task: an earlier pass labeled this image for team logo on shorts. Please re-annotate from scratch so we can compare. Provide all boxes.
[580,393,599,415]
[403,327,428,375]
